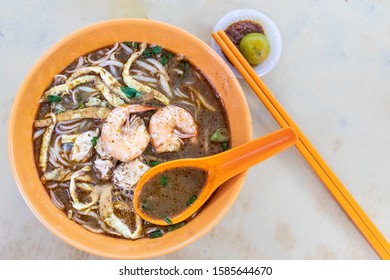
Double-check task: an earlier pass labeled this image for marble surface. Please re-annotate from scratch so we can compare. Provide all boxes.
[1,0,390,259]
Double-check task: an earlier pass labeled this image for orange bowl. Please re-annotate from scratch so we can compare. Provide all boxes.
[8,18,252,259]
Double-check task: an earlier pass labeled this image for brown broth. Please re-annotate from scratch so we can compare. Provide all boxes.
[139,167,207,220]
[33,41,230,239]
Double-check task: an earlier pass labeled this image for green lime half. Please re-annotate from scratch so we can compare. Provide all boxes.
[239,33,271,65]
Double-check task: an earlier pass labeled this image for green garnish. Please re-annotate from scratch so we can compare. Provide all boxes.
[142,48,154,58]
[167,222,186,232]
[221,142,229,151]
[160,175,168,187]
[142,46,163,58]
[91,136,98,147]
[210,128,230,143]
[47,95,62,103]
[78,103,86,109]
[54,109,63,115]
[124,41,138,49]
[159,51,173,66]
[141,202,150,211]
[151,46,162,54]
[180,61,190,72]
[149,160,160,167]
[159,56,169,66]
[120,86,142,98]
[149,230,163,239]
[164,217,172,225]
[186,195,197,206]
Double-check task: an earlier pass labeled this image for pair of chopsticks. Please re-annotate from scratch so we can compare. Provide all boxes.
[212,30,390,259]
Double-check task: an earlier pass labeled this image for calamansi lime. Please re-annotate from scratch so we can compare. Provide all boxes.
[239,33,270,65]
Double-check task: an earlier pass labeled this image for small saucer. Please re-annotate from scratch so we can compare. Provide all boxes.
[211,9,282,78]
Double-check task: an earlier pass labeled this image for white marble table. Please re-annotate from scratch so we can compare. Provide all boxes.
[1,0,389,259]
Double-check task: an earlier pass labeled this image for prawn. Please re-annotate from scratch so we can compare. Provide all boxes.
[149,105,198,153]
[100,104,156,162]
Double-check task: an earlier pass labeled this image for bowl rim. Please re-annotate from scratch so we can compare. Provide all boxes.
[8,18,252,259]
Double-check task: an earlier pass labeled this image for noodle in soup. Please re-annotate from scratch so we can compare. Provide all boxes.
[33,41,230,239]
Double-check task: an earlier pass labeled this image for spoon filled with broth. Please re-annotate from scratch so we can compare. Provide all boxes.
[134,127,297,225]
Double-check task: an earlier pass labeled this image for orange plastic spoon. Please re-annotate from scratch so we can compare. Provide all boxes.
[134,127,297,226]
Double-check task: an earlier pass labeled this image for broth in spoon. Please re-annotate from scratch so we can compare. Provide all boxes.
[134,127,297,225]
[138,167,207,222]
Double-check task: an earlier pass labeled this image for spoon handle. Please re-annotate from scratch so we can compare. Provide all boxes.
[212,127,297,187]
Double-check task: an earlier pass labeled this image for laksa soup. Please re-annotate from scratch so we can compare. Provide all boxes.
[33,41,230,240]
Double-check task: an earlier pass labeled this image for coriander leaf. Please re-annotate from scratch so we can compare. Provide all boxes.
[142,48,154,58]
[141,202,150,211]
[164,217,172,225]
[149,160,159,167]
[124,41,138,49]
[159,56,169,66]
[186,195,197,206]
[221,142,229,151]
[210,128,230,143]
[159,50,173,66]
[160,175,168,187]
[181,61,190,72]
[47,95,62,103]
[167,222,186,232]
[91,136,98,147]
[149,230,163,238]
[152,46,162,54]
[120,86,142,98]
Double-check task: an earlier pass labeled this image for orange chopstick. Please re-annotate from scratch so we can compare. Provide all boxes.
[212,30,390,259]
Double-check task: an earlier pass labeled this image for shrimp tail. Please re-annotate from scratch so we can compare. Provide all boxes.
[121,104,158,114]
